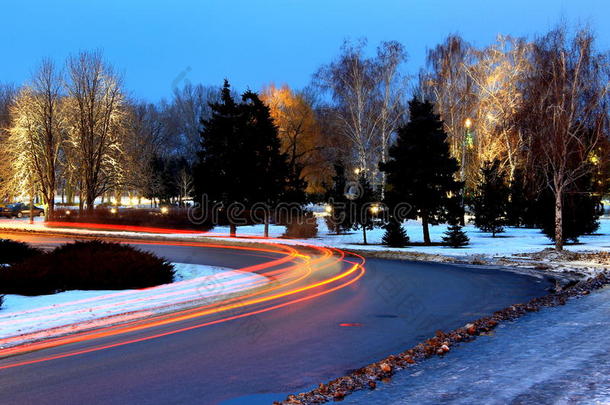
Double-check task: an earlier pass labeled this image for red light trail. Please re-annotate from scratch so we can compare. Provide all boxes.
[0,223,366,370]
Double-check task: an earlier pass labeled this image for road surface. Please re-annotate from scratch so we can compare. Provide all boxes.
[0,231,551,404]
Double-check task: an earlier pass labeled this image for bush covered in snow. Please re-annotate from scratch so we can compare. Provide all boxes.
[0,240,174,296]
[0,239,42,265]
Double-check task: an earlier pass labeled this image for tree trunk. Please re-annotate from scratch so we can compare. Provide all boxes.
[46,193,54,221]
[29,192,34,225]
[230,223,237,238]
[362,226,367,245]
[554,189,563,251]
[422,214,431,245]
[264,210,270,238]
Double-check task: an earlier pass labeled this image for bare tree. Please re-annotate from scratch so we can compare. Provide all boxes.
[65,50,125,212]
[3,60,64,219]
[466,35,532,181]
[520,27,610,250]
[166,83,220,162]
[315,39,382,177]
[376,41,408,197]
[425,35,478,188]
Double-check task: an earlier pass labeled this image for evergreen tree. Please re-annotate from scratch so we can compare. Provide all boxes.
[442,224,470,247]
[241,91,292,237]
[194,80,250,237]
[380,98,462,245]
[194,82,299,237]
[442,196,469,247]
[473,160,509,236]
[537,175,601,243]
[350,173,377,244]
[326,163,352,234]
[507,169,527,227]
[382,218,410,247]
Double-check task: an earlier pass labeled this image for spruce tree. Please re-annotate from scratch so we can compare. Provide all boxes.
[382,218,410,247]
[351,173,377,244]
[473,160,509,237]
[442,224,470,247]
[194,80,246,236]
[380,98,462,245]
[326,163,352,234]
[194,81,297,237]
[507,169,527,227]
[241,91,291,237]
[537,174,601,243]
[442,196,469,247]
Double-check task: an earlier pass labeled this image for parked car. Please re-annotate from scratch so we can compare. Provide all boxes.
[0,202,45,218]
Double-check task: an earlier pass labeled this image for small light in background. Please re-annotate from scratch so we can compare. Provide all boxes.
[110,208,118,214]
[65,210,71,215]
[325,205,333,213]
[160,206,169,214]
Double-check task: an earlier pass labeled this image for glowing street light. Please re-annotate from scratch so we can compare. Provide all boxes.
[160,206,169,214]
[465,118,473,129]
[110,207,118,214]
[324,205,333,213]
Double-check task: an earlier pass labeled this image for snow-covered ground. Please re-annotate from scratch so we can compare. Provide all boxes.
[0,263,268,345]
[213,217,610,257]
[3,215,610,257]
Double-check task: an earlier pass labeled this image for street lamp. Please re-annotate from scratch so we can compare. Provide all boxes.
[461,118,473,226]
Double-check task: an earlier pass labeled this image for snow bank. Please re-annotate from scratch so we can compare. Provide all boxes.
[0,263,268,344]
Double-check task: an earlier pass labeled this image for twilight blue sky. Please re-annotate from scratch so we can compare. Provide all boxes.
[1,0,608,102]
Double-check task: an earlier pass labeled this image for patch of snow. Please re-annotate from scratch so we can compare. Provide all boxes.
[0,263,268,345]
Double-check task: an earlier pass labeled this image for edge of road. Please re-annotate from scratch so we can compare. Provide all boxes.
[274,271,610,405]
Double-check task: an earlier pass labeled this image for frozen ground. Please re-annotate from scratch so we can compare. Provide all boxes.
[345,286,610,405]
[0,263,268,345]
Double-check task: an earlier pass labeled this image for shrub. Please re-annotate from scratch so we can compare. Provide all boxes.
[0,239,42,265]
[52,208,214,231]
[0,240,174,296]
[282,212,318,239]
[0,295,4,310]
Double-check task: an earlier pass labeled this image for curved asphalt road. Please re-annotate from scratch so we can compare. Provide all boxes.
[0,232,551,404]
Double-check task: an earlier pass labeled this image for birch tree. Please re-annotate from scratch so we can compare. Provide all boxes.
[520,27,610,250]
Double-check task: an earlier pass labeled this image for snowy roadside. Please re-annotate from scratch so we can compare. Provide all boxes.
[2,216,610,279]
[212,218,610,280]
[0,263,269,347]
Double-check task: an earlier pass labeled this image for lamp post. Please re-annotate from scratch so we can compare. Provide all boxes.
[461,118,473,226]
[462,118,472,184]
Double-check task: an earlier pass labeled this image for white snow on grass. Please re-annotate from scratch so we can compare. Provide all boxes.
[0,263,268,344]
[3,213,610,258]
[213,217,610,257]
